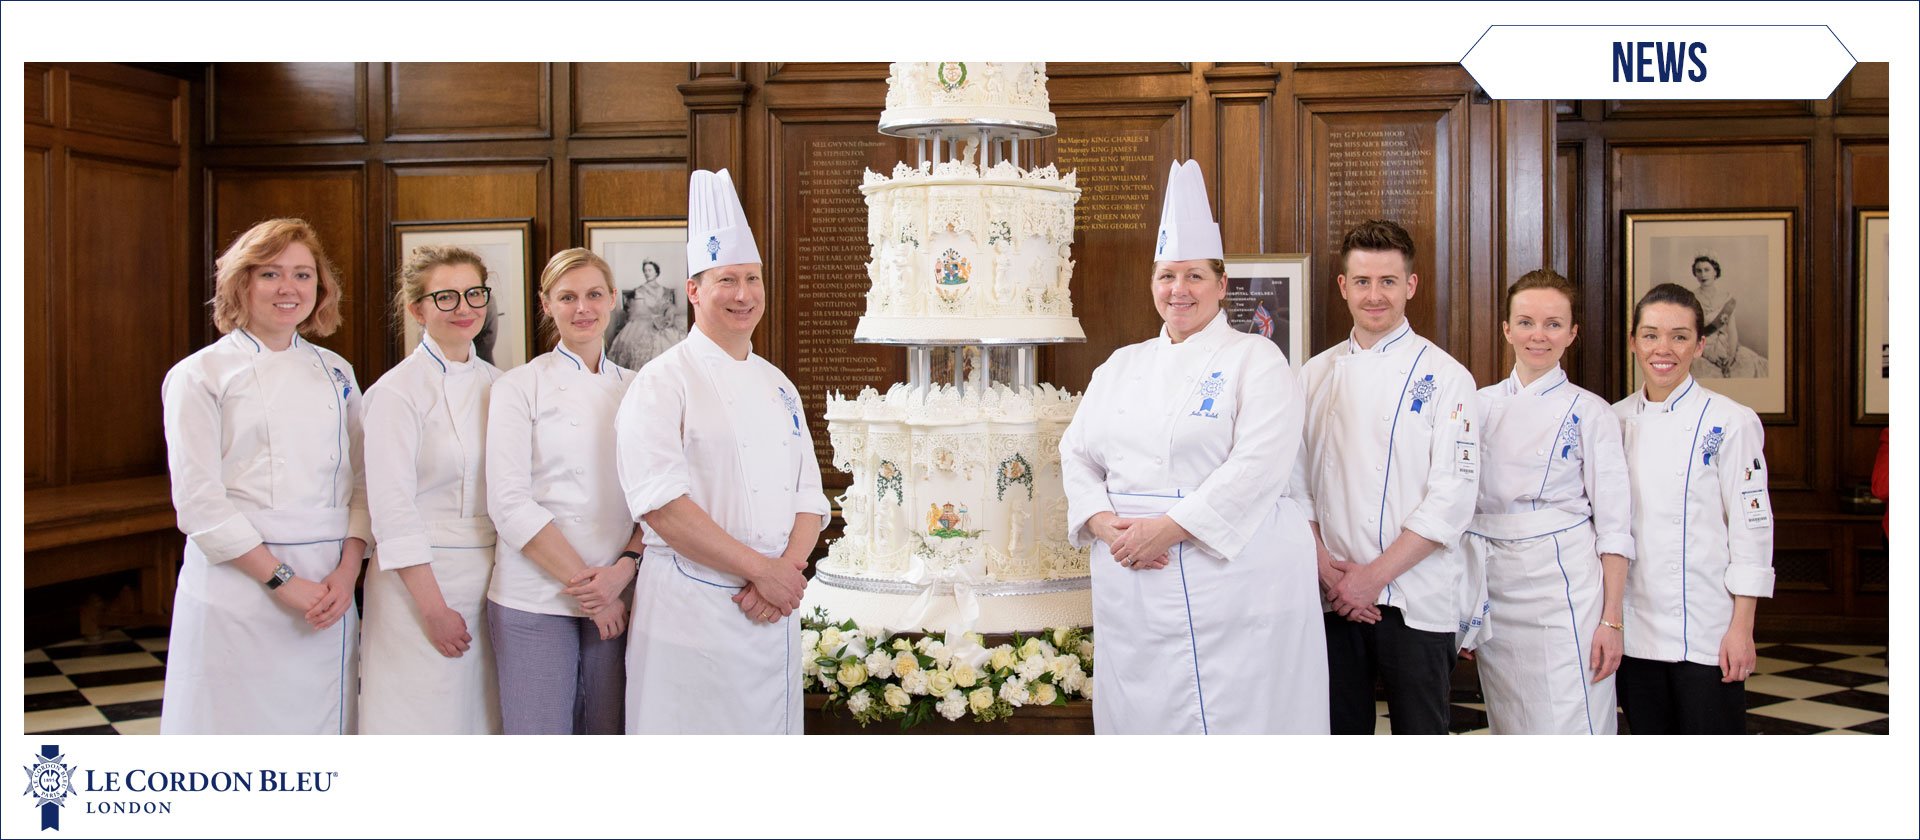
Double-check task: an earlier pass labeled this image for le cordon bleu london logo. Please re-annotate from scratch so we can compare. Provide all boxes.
[21,744,343,829]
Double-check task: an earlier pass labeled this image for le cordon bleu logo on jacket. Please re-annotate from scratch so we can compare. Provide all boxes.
[21,744,341,829]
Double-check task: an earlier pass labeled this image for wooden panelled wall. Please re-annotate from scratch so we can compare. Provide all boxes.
[1555,62,1889,635]
[23,62,1887,638]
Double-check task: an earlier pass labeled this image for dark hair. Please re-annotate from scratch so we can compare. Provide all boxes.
[1339,219,1416,272]
[1632,283,1706,334]
[1691,255,1721,279]
[1507,268,1578,315]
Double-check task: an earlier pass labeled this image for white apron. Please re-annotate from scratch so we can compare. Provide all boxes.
[360,517,500,734]
[1091,491,1327,735]
[625,549,800,735]
[160,333,365,735]
[1465,508,1616,735]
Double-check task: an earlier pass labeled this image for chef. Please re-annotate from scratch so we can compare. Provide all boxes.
[617,169,829,735]
[1466,269,1632,734]
[1613,283,1775,734]
[360,245,504,734]
[1059,160,1327,734]
[1302,219,1480,735]
[159,218,367,734]
[485,248,642,735]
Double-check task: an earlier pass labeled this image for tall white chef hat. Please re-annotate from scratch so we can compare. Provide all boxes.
[1153,159,1223,262]
[686,168,762,272]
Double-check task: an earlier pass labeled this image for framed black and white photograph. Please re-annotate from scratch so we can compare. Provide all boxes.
[1625,210,1792,417]
[586,219,688,372]
[1224,253,1310,369]
[394,220,534,370]
[1856,209,1889,421]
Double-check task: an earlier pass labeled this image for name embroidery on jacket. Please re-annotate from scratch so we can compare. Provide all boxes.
[1190,371,1225,418]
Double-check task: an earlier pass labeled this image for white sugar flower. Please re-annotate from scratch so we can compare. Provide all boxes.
[967,686,995,712]
[901,669,931,696]
[1062,668,1088,695]
[801,629,820,653]
[893,651,920,677]
[927,669,956,696]
[1048,654,1078,681]
[989,645,1016,672]
[846,688,872,714]
[1016,654,1047,682]
[1018,638,1045,660]
[998,677,1030,707]
[884,684,911,711]
[818,627,843,654]
[937,690,967,721]
[863,650,895,680]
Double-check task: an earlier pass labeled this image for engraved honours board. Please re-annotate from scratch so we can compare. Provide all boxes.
[1305,103,1465,354]
[1038,106,1186,393]
[774,118,915,481]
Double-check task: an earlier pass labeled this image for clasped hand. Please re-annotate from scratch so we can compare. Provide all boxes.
[564,556,637,641]
[1093,512,1183,571]
[734,552,810,624]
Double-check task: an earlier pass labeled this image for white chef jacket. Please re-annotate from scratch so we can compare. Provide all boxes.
[485,344,634,617]
[1060,310,1327,734]
[1468,365,1632,734]
[1476,366,1634,559]
[360,336,503,734]
[617,326,830,734]
[1613,377,1775,666]
[159,328,370,734]
[1299,320,1480,635]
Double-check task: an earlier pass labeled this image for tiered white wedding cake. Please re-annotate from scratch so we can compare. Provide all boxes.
[806,62,1091,635]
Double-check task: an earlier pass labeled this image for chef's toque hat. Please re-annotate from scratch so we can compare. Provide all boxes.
[686,169,762,272]
[1153,160,1223,262]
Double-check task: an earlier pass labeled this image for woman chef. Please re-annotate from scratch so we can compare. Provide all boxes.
[159,218,367,734]
[359,246,504,734]
[1464,269,1632,734]
[1059,161,1328,734]
[485,248,644,734]
[1612,283,1775,734]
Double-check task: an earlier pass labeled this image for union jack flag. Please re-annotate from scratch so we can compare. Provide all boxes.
[1252,301,1275,338]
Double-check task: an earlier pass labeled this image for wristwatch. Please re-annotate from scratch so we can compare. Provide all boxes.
[618,550,643,567]
[265,562,295,590]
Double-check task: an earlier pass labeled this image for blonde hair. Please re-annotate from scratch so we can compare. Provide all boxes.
[211,218,344,337]
[535,248,615,344]
[392,245,490,331]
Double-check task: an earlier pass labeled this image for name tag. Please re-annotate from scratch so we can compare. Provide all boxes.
[1455,440,1479,480]
[1741,488,1772,529]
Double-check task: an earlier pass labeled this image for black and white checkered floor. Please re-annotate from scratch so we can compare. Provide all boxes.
[23,630,1888,735]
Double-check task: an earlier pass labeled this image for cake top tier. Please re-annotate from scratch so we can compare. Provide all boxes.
[878,62,1057,139]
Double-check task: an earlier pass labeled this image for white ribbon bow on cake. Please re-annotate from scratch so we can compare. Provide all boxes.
[896,552,986,644]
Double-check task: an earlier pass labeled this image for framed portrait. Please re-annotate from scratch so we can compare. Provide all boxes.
[1224,253,1311,369]
[393,220,534,370]
[1856,209,1889,421]
[1624,211,1792,417]
[586,219,689,372]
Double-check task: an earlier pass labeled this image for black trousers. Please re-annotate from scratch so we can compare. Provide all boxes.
[1324,607,1455,735]
[1616,656,1746,734]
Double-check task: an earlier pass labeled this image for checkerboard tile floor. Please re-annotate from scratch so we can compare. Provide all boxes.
[23,632,1886,735]
[1411,643,1889,735]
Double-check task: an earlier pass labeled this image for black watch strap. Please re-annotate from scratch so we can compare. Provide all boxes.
[619,550,642,566]
[265,562,294,590]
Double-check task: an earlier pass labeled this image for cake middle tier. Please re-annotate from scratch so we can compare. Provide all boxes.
[855,160,1085,343]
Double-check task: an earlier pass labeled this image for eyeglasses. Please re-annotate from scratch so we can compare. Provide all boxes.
[420,286,491,311]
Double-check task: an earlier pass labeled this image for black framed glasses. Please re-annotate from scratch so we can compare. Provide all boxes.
[421,286,491,311]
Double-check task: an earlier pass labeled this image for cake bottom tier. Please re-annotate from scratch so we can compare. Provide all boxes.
[802,575,1091,635]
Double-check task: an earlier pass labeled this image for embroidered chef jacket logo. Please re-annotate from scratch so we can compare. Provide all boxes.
[23,745,76,830]
[1558,414,1582,459]
[706,235,721,263]
[1156,229,1168,255]
[777,387,802,437]
[1190,371,1225,418]
[329,367,353,398]
[1700,426,1725,465]
[1406,374,1436,413]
